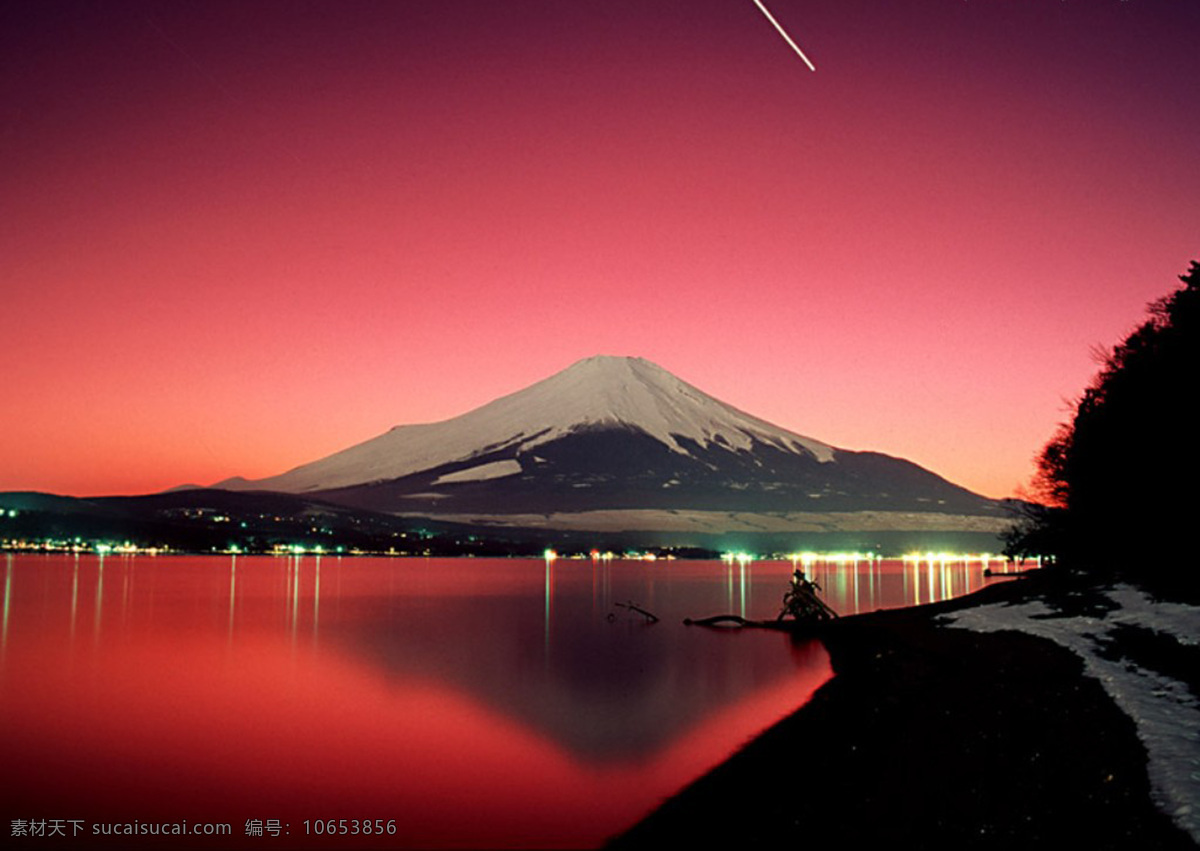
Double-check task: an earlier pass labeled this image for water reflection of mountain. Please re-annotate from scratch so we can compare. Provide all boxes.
[335,588,828,762]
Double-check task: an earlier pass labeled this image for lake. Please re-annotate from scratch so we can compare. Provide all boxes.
[1,553,1008,848]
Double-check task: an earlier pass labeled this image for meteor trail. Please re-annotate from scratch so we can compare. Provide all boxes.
[750,0,816,72]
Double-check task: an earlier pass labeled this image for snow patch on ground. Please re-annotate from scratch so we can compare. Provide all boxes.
[944,586,1200,843]
[430,459,522,486]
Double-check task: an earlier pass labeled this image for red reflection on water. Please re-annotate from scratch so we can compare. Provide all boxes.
[1,556,832,848]
[4,633,829,848]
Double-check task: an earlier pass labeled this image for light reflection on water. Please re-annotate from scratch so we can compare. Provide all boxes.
[0,554,1002,848]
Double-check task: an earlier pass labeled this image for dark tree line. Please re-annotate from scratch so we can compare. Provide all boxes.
[1006,260,1200,595]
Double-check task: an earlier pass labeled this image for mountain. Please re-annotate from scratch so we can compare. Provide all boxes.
[218,356,1010,544]
[224,356,834,493]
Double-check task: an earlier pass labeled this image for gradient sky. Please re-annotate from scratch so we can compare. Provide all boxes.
[3,0,1198,499]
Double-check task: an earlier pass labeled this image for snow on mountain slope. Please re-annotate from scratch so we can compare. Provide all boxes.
[228,356,836,493]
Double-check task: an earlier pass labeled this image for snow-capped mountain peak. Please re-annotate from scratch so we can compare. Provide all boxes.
[229,355,834,493]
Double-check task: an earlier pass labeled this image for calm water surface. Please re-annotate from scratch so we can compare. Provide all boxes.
[1,554,1005,848]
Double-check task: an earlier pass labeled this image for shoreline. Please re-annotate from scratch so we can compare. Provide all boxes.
[609,575,1197,849]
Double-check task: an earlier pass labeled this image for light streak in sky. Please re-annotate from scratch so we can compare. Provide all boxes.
[750,0,816,72]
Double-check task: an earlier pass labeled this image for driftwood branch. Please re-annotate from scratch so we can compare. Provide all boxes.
[687,574,838,633]
[683,614,830,635]
[615,601,659,623]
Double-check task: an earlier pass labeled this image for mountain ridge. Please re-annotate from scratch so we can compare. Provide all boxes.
[219,355,837,494]
[212,356,1005,536]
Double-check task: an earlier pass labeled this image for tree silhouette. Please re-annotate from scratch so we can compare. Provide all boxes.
[1016,260,1200,595]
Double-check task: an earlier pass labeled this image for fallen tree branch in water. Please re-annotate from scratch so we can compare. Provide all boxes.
[683,614,829,635]
[614,600,662,619]
[614,601,659,623]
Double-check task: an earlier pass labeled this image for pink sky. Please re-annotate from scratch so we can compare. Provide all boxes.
[3,1,1197,499]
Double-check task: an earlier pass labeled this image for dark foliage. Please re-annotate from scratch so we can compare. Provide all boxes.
[1014,260,1200,594]
[1000,502,1067,564]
